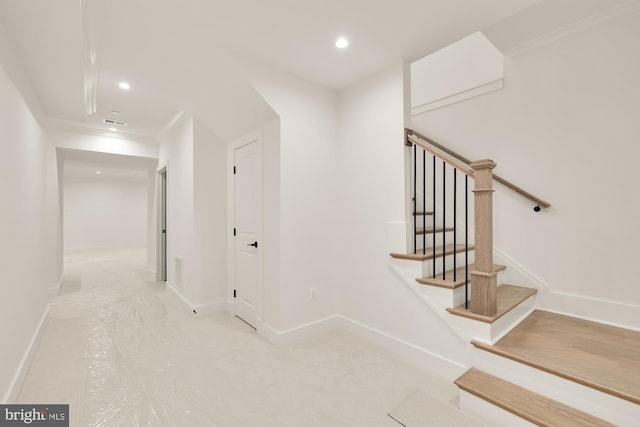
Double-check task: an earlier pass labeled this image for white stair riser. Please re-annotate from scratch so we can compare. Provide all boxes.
[414,232,471,249]
[449,294,536,344]
[419,251,475,278]
[458,390,537,427]
[418,283,473,312]
[471,346,640,426]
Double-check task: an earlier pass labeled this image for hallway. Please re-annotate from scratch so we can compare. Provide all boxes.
[17,248,469,426]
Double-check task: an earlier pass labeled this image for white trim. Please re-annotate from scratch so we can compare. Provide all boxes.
[156,110,185,140]
[47,275,64,298]
[156,165,168,282]
[256,314,465,381]
[493,247,550,290]
[537,290,640,332]
[340,315,466,381]
[257,315,343,347]
[411,79,503,116]
[165,283,224,318]
[3,307,50,403]
[504,0,640,59]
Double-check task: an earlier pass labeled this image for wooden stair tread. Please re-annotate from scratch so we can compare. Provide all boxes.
[417,264,506,289]
[390,244,473,261]
[446,285,536,323]
[455,368,615,427]
[415,226,454,235]
[472,310,640,405]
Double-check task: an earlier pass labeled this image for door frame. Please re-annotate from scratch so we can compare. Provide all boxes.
[156,165,168,282]
[227,131,263,326]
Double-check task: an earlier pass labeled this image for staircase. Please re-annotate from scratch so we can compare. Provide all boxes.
[390,130,640,426]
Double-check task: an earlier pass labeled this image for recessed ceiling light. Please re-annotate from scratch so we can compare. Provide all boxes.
[118,82,130,90]
[96,171,102,175]
[336,37,349,49]
[111,110,120,115]
[109,127,117,132]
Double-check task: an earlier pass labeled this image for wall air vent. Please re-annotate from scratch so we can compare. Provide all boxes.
[101,118,128,126]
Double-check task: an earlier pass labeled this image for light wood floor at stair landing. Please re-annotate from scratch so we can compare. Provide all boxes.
[472,310,640,405]
[447,285,536,323]
[390,244,472,261]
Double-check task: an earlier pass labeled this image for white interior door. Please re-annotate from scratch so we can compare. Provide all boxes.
[234,141,262,328]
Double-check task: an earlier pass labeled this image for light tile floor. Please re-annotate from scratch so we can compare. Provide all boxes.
[18,248,479,426]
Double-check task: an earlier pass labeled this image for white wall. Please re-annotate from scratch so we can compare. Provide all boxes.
[338,63,468,373]
[158,113,229,312]
[411,10,640,328]
[236,58,341,332]
[63,173,148,250]
[51,130,159,269]
[0,59,57,401]
[159,114,195,301]
[260,119,282,330]
[193,117,227,306]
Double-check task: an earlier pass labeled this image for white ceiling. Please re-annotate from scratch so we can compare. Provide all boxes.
[0,0,626,141]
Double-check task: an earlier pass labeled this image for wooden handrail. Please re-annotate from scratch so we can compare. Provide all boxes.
[406,129,550,209]
[407,133,475,177]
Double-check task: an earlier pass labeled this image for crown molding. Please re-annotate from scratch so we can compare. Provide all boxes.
[504,0,640,59]
[156,109,186,140]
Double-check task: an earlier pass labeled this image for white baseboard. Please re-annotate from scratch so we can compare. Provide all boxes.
[257,313,465,381]
[492,248,640,331]
[165,283,224,318]
[493,247,550,290]
[2,307,50,403]
[258,315,343,347]
[537,290,640,332]
[47,275,63,298]
[340,315,466,381]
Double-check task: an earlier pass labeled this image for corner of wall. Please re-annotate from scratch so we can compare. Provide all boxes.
[2,307,50,403]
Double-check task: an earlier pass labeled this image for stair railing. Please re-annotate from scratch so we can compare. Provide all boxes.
[407,129,550,211]
[406,129,546,316]
[406,130,476,312]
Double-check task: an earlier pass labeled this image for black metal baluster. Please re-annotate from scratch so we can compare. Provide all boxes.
[453,169,457,283]
[442,161,446,280]
[465,175,469,309]
[422,149,426,255]
[432,155,436,278]
[413,143,416,254]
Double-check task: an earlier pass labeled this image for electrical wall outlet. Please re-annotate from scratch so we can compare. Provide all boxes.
[310,287,317,300]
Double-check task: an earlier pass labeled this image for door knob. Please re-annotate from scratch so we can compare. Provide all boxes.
[247,241,258,248]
